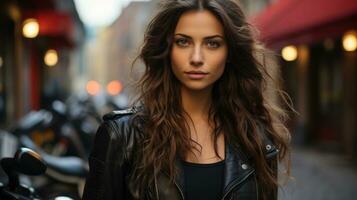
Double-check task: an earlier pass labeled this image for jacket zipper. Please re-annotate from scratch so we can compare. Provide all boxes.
[220,169,255,200]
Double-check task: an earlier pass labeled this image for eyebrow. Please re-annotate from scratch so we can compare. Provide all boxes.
[174,33,224,40]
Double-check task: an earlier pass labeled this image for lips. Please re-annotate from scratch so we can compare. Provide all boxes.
[185,71,208,79]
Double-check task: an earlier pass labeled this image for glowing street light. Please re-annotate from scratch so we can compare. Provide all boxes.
[342,31,357,52]
[106,80,123,96]
[22,18,39,38]
[281,45,298,61]
[44,49,58,67]
[86,80,101,96]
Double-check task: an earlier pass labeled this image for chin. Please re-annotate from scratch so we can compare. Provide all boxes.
[182,83,213,92]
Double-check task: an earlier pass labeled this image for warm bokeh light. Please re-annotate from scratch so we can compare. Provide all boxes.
[86,80,101,96]
[44,49,58,67]
[281,45,298,61]
[106,80,123,96]
[0,56,3,68]
[342,31,357,52]
[22,18,39,38]
[73,0,152,28]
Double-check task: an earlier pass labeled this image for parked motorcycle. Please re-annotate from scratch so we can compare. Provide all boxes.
[0,147,74,200]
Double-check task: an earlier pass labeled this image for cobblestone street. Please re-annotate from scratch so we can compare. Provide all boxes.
[279,147,357,200]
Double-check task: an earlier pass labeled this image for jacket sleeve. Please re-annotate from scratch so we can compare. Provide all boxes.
[82,120,129,200]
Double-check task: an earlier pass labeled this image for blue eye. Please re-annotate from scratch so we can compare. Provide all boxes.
[175,38,189,47]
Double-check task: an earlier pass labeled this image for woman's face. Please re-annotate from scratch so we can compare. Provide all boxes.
[170,10,228,92]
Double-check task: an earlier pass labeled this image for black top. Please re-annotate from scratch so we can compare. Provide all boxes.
[182,160,225,200]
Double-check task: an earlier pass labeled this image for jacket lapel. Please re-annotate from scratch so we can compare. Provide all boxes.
[158,136,278,200]
[221,142,255,198]
[169,142,255,200]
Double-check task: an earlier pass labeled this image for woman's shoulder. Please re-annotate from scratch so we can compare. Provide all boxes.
[90,107,143,161]
[99,106,143,140]
[102,107,139,121]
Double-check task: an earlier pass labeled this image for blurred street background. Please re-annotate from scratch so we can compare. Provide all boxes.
[0,0,356,199]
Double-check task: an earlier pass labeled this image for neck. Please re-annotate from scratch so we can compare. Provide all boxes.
[181,86,212,120]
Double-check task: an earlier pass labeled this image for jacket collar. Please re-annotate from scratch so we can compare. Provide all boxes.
[222,141,254,194]
[171,136,278,199]
[172,141,255,199]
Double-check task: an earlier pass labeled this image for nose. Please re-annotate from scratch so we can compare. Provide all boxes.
[190,45,204,67]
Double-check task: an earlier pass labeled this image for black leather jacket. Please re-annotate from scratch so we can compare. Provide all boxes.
[82,108,279,200]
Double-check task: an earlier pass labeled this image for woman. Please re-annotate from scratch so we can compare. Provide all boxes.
[83,0,291,199]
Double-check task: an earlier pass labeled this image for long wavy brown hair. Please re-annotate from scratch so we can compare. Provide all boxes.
[130,0,291,199]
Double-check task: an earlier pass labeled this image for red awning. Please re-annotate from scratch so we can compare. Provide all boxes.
[23,10,75,47]
[251,0,357,48]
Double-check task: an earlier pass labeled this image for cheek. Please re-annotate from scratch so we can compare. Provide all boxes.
[215,63,226,80]
[208,50,227,76]
[170,47,186,71]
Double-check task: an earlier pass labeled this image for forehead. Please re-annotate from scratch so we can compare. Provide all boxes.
[174,10,224,37]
